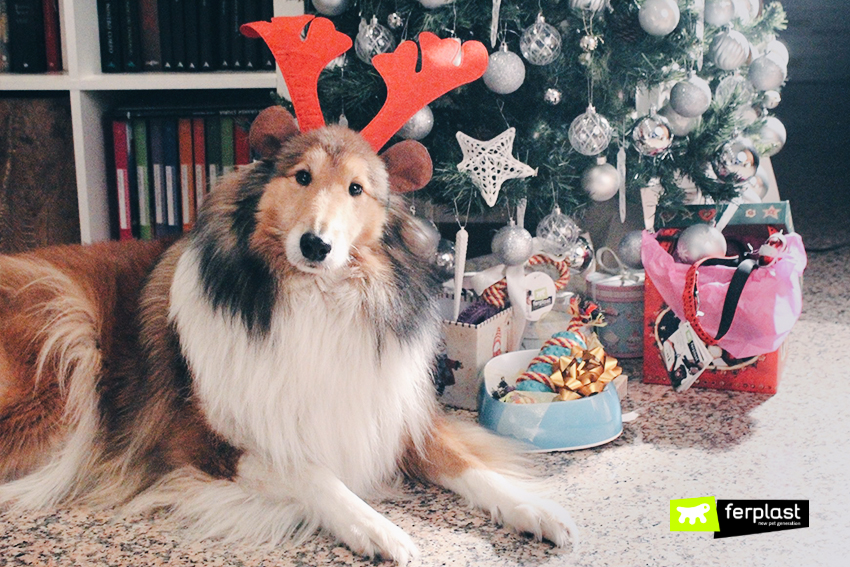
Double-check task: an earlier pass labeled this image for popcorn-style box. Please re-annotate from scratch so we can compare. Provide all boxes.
[642,202,796,394]
[437,297,515,410]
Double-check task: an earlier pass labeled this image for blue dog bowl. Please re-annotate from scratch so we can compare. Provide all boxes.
[478,349,623,452]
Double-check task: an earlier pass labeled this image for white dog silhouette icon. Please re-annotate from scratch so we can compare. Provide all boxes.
[677,503,711,524]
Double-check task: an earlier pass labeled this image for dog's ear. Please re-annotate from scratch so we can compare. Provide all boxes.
[380,140,433,193]
[249,106,300,160]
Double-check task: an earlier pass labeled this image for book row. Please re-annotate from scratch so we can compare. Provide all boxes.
[98,0,274,73]
[111,108,260,240]
[0,0,62,73]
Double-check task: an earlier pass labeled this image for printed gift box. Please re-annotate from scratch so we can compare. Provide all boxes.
[642,202,797,394]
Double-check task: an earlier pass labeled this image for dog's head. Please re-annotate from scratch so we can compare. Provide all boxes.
[244,106,432,274]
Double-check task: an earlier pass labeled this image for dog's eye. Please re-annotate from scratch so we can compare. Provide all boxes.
[295,170,311,186]
[349,183,363,197]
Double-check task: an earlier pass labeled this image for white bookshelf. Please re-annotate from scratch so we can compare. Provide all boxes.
[1,0,303,243]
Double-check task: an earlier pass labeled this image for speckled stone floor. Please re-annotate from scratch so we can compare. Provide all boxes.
[0,245,846,566]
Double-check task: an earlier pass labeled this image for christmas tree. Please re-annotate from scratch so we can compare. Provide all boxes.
[301,0,788,236]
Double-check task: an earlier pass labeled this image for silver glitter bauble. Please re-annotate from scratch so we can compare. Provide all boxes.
[435,239,455,279]
[757,116,786,157]
[312,0,350,17]
[569,105,612,156]
[482,44,526,95]
[748,55,787,91]
[567,236,594,272]
[355,17,397,65]
[544,87,562,105]
[632,113,673,156]
[670,74,712,118]
[492,225,534,266]
[397,105,434,140]
[407,216,441,258]
[704,0,735,26]
[709,28,750,71]
[712,136,760,182]
[386,12,404,30]
[569,0,608,13]
[520,14,562,66]
[536,205,580,256]
[581,159,620,202]
[658,103,701,136]
[675,224,727,264]
[761,90,781,109]
[617,230,644,269]
[638,0,680,37]
[419,0,454,7]
[765,39,790,68]
[579,35,599,52]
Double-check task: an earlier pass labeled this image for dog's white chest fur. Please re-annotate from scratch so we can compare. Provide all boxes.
[169,247,436,496]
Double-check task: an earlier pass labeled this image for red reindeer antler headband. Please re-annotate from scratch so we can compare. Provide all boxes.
[241,15,488,152]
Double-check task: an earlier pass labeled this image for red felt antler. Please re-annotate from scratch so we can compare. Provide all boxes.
[241,16,352,132]
[360,33,489,151]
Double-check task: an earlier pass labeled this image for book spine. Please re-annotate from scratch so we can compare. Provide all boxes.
[42,0,61,71]
[169,0,185,71]
[8,0,46,73]
[220,115,234,176]
[126,120,140,238]
[162,118,182,235]
[229,0,242,70]
[197,0,214,70]
[120,0,142,71]
[98,0,122,72]
[139,0,162,71]
[157,0,172,70]
[191,117,207,210]
[216,0,231,70]
[0,0,10,72]
[240,0,257,70]
[234,116,250,169]
[149,119,167,237]
[113,120,133,241]
[133,118,153,240]
[178,118,196,232]
[183,0,198,71]
[205,115,221,194]
[259,0,273,70]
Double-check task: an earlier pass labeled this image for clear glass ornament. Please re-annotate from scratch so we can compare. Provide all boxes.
[536,206,580,256]
[568,105,612,156]
[355,17,397,65]
[520,14,562,66]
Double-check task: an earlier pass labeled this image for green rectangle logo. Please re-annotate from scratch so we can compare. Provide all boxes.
[670,497,720,532]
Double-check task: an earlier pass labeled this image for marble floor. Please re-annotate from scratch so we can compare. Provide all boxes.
[0,244,846,567]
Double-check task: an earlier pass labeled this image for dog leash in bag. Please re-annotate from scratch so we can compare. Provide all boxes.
[682,255,759,347]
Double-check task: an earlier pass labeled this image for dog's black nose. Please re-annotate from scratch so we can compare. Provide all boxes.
[300,232,332,263]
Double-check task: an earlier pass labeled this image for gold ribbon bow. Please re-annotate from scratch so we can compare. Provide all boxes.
[549,345,622,401]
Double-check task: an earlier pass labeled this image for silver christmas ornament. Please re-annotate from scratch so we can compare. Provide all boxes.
[713,136,760,182]
[386,12,404,30]
[569,105,613,156]
[520,14,562,66]
[579,35,599,52]
[748,55,787,91]
[675,224,727,264]
[569,0,608,13]
[418,0,454,7]
[670,73,712,118]
[407,216,442,259]
[734,0,760,25]
[765,39,790,68]
[355,17,397,65]
[536,205,580,256]
[581,158,620,202]
[312,0,350,17]
[704,0,735,27]
[709,28,750,71]
[638,0,681,37]
[482,44,526,95]
[435,239,455,278]
[397,105,434,140]
[632,113,673,156]
[744,165,771,199]
[761,90,781,109]
[492,224,534,266]
[658,103,701,136]
[567,236,594,272]
[544,87,563,105]
[714,73,755,107]
[617,230,644,269]
[757,116,786,157]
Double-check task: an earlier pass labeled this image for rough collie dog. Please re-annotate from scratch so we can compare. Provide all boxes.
[0,106,576,563]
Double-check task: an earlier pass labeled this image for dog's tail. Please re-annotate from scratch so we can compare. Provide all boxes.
[0,256,104,510]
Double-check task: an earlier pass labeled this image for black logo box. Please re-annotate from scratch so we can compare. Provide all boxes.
[715,500,809,539]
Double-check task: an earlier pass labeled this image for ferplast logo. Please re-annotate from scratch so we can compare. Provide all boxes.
[669,497,720,532]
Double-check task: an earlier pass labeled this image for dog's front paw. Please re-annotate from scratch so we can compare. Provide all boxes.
[498,496,579,549]
[328,508,419,565]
